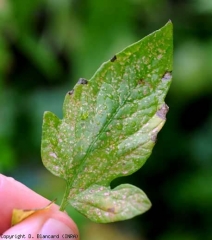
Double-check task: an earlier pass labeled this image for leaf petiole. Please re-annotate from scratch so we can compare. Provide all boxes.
[60,182,70,211]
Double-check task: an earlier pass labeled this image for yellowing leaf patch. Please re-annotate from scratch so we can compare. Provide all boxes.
[11,200,55,226]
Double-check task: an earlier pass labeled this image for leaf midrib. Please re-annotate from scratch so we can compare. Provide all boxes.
[69,84,133,189]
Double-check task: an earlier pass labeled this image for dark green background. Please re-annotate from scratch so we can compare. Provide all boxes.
[0,0,212,239]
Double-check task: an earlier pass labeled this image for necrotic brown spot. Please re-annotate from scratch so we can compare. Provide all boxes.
[110,55,117,62]
[68,90,74,95]
[151,131,158,142]
[78,78,88,84]
[156,104,169,120]
[138,79,145,84]
[107,207,115,213]
[162,71,172,81]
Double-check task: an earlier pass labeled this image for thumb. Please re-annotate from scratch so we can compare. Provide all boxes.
[3,210,79,240]
[40,218,76,236]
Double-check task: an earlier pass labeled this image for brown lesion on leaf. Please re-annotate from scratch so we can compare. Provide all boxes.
[162,71,172,81]
[68,90,74,95]
[138,79,153,93]
[110,55,117,62]
[151,131,158,142]
[156,104,169,120]
[78,78,88,84]
[107,207,115,213]
[138,79,145,85]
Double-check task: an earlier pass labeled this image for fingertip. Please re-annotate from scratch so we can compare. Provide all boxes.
[0,174,50,232]
[4,210,79,240]
[0,174,79,238]
[49,210,79,236]
[41,218,79,239]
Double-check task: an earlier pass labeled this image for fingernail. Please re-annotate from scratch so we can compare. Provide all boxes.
[41,218,75,238]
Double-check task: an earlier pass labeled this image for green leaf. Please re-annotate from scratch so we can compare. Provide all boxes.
[41,21,173,223]
[71,184,151,223]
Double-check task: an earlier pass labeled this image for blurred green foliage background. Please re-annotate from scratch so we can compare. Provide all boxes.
[0,0,212,239]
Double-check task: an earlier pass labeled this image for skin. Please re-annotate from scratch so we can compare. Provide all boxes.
[0,174,79,239]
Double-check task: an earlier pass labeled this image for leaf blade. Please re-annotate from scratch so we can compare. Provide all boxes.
[41,21,173,222]
[70,184,151,223]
